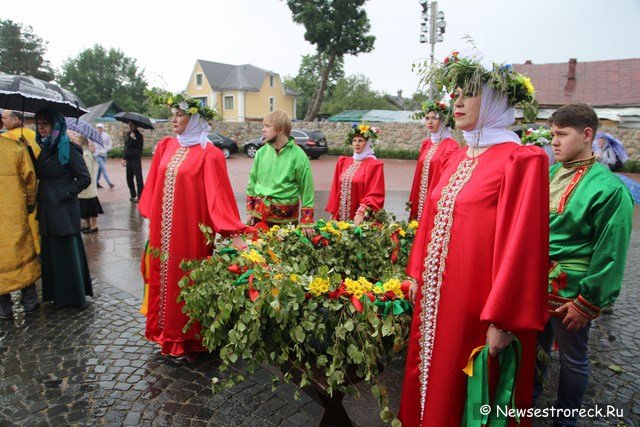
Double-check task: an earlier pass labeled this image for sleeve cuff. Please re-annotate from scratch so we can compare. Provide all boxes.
[355,204,368,218]
[300,207,314,224]
[571,295,601,320]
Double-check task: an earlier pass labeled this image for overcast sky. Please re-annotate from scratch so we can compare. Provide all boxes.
[9,0,640,98]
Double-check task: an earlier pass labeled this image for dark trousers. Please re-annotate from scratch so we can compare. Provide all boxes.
[0,283,39,316]
[126,158,144,199]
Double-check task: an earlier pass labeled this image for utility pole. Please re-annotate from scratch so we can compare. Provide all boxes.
[419,0,446,100]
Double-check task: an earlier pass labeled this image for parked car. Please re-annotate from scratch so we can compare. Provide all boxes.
[243,129,329,159]
[208,132,238,159]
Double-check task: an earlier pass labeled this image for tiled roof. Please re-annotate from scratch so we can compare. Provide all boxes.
[514,58,640,107]
[198,60,274,92]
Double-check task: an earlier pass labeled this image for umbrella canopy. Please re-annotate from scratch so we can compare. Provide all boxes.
[65,118,103,146]
[114,111,154,130]
[0,73,88,118]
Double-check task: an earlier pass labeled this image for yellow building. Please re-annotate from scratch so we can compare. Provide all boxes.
[184,60,298,122]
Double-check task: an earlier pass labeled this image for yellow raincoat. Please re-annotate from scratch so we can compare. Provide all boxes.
[3,127,41,254]
[0,135,41,293]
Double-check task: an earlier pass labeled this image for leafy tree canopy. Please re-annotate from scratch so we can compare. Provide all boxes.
[0,19,55,81]
[321,74,397,116]
[58,45,147,112]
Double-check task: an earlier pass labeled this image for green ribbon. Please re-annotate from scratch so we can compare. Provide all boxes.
[353,226,363,237]
[233,269,254,286]
[462,336,522,427]
[293,229,311,245]
[373,299,411,316]
[219,247,238,255]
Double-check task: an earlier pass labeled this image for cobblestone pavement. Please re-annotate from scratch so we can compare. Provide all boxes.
[1,183,638,425]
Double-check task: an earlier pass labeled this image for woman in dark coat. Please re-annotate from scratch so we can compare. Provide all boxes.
[35,109,93,307]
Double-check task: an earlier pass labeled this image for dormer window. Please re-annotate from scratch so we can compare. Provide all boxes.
[196,73,203,86]
[269,75,275,87]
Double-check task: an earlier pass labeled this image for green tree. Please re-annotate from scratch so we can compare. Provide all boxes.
[58,45,148,111]
[321,74,397,116]
[286,0,375,121]
[0,20,54,81]
[143,87,172,119]
[284,53,344,120]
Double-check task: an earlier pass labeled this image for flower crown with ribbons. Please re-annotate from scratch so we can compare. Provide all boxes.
[413,100,455,128]
[431,47,536,109]
[151,91,219,122]
[521,126,552,147]
[345,122,379,145]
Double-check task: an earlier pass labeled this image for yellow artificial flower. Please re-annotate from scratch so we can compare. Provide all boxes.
[290,274,298,283]
[336,221,350,230]
[187,107,199,115]
[167,97,174,105]
[309,277,330,296]
[398,228,406,237]
[345,278,365,299]
[241,249,266,264]
[359,125,370,133]
[273,273,283,280]
[357,277,373,293]
[270,225,280,232]
[271,287,280,298]
[522,76,535,95]
[408,220,419,230]
[383,278,404,299]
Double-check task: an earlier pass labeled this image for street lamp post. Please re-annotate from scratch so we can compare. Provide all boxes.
[419,0,446,100]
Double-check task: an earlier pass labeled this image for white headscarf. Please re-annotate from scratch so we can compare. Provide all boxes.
[431,126,452,144]
[353,140,376,161]
[176,113,212,149]
[462,84,521,148]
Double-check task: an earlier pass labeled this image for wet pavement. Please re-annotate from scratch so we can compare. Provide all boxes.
[0,156,639,426]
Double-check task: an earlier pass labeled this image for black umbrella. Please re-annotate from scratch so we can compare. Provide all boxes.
[0,73,88,118]
[114,112,155,130]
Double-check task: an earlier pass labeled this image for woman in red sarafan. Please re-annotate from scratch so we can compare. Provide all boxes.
[138,94,246,359]
[400,49,549,426]
[325,122,385,225]
[407,100,460,222]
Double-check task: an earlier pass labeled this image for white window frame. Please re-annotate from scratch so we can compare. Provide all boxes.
[224,95,234,110]
[195,73,203,87]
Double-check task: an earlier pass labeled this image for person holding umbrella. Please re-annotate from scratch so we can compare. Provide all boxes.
[123,121,144,202]
[34,109,93,307]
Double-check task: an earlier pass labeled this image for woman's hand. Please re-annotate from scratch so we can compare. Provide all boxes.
[486,324,513,357]
[353,214,364,226]
[231,235,248,250]
[408,280,419,304]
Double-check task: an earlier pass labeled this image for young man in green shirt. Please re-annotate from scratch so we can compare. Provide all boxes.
[534,103,633,426]
[246,110,315,229]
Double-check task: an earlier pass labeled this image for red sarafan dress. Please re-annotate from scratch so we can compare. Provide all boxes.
[408,137,460,221]
[399,143,549,426]
[325,156,385,220]
[138,137,245,357]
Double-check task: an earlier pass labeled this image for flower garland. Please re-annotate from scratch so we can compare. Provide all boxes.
[413,100,455,128]
[345,121,380,145]
[150,91,220,123]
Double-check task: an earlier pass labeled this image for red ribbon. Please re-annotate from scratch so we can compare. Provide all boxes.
[390,229,401,263]
[311,235,329,247]
[350,295,363,313]
[228,264,242,274]
[247,274,259,302]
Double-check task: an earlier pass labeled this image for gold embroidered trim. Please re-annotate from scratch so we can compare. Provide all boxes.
[561,155,596,169]
[417,144,439,220]
[338,161,361,221]
[418,158,477,419]
[159,147,188,328]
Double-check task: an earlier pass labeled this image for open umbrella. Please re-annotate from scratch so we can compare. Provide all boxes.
[0,73,88,118]
[65,118,103,146]
[114,111,154,130]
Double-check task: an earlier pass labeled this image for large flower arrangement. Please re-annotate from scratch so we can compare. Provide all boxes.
[178,215,418,423]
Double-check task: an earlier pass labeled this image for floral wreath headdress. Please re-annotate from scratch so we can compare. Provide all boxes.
[150,91,220,123]
[427,46,536,111]
[521,126,552,147]
[413,100,455,128]
[345,122,379,145]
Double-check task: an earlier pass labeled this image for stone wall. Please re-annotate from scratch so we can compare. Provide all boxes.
[100,121,640,161]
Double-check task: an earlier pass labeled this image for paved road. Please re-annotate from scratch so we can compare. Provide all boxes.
[0,153,638,426]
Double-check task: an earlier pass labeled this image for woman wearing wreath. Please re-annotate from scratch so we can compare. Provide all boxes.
[138,93,246,358]
[325,123,385,225]
[400,49,549,426]
[407,101,460,221]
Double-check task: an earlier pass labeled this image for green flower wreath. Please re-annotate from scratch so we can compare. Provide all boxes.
[521,126,552,147]
[150,91,220,123]
[428,49,536,109]
[413,100,455,129]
